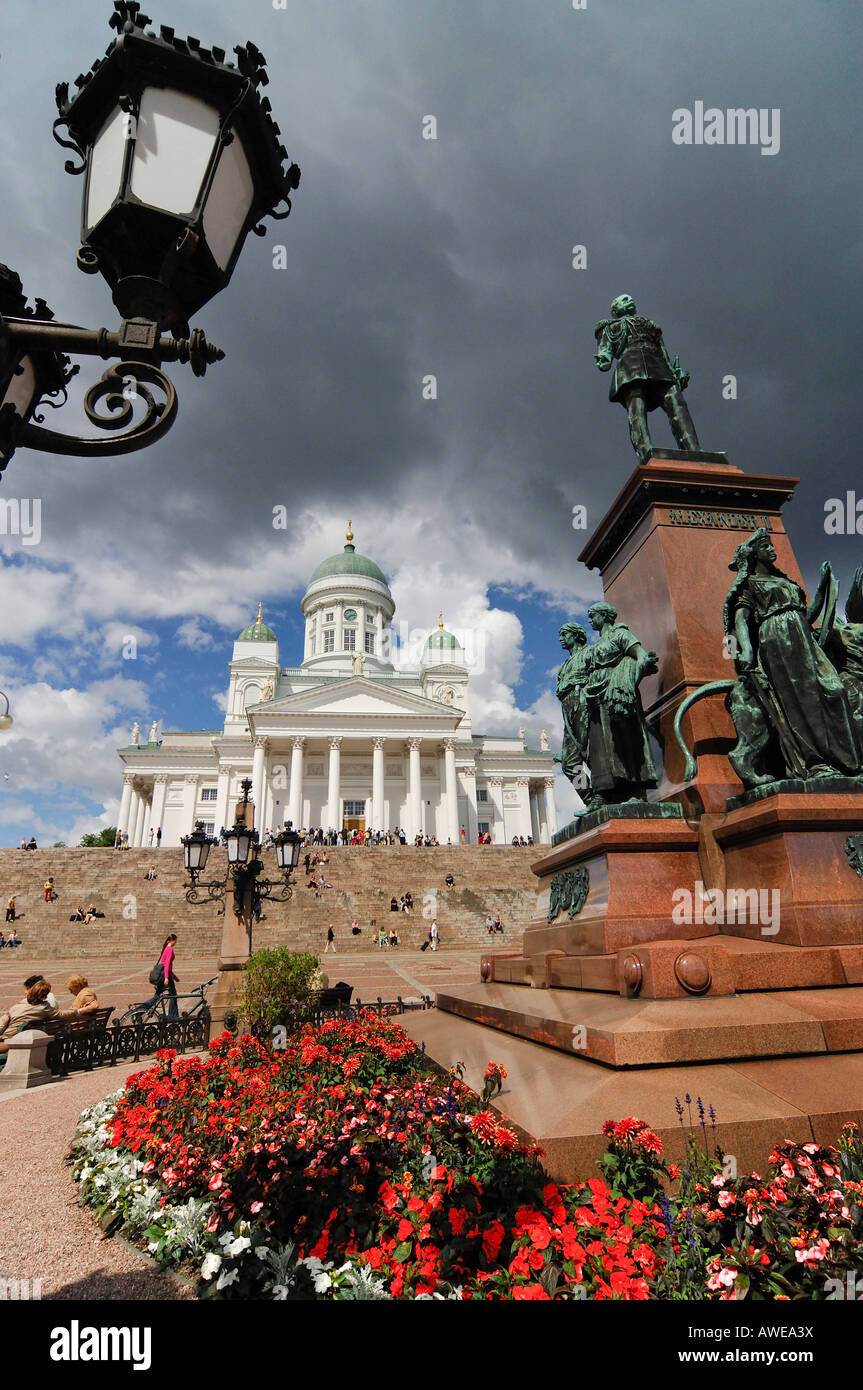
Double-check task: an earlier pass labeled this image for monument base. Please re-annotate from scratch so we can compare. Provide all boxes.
[399,1007,863,1183]
[437,977,863,1066]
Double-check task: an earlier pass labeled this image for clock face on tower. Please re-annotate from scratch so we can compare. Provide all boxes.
[344,608,358,622]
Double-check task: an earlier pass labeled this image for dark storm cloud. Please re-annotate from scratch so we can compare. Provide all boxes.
[1,0,861,603]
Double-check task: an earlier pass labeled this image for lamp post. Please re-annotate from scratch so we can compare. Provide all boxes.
[0,1,300,471]
[181,778,302,1035]
[0,693,13,732]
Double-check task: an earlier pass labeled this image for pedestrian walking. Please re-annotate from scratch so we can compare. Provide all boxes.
[44,876,55,903]
[430,919,439,952]
[141,934,179,1019]
[5,895,15,923]
[324,925,336,954]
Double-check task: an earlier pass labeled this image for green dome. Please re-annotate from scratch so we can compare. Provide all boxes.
[308,543,388,587]
[237,606,277,642]
[427,626,460,650]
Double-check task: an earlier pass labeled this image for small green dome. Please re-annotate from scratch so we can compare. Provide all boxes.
[237,604,277,643]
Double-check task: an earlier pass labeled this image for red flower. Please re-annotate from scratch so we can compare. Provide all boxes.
[482,1221,506,1263]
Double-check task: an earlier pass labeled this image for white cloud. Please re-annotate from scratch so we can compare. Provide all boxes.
[175,618,217,651]
[0,674,150,843]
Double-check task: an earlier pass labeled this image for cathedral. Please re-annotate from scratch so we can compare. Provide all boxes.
[116,527,558,847]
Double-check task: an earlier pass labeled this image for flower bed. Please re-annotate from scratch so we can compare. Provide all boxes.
[70,1017,863,1300]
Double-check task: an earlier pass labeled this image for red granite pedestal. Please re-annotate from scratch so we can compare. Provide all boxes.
[421,449,863,1172]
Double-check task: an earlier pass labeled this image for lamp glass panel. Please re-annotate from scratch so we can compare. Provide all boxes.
[203,132,254,270]
[85,106,127,233]
[131,87,220,216]
[2,356,36,418]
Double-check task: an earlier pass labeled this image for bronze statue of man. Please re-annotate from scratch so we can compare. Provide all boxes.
[594,294,700,463]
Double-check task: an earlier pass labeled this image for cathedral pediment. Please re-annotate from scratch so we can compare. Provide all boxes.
[253,676,464,720]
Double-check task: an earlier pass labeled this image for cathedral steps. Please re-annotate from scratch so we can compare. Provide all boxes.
[0,846,540,963]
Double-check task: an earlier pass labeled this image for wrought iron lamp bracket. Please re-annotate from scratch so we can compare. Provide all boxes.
[0,314,223,464]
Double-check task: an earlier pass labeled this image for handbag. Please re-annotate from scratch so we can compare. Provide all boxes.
[148,960,165,988]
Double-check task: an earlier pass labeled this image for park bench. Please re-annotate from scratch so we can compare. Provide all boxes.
[0,1005,210,1091]
[41,1006,115,1040]
[310,982,354,1011]
[0,1006,116,1094]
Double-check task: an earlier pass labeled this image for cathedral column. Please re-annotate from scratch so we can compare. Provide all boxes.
[407,738,422,839]
[150,776,168,842]
[132,789,147,847]
[326,737,342,829]
[462,765,478,843]
[443,739,459,846]
[181,775,199,836]
[215,769,230,835]
[288,736,306,829]
[487,777,504,845]
[126,786,141,843]
[529,785,541,844]
[542,777,558,839]
[118,776,134,838]
[516,777,533,839]
[252,737,268,826]
[371,737,385,832]
[264,771,276,832]
[537,785,550,843]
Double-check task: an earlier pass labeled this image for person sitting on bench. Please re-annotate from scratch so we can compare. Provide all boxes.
[65,974,100,1015]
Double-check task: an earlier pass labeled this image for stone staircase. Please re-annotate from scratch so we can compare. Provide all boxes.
[0,846,540,963]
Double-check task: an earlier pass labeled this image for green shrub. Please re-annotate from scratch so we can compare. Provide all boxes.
[240,947,322,1039]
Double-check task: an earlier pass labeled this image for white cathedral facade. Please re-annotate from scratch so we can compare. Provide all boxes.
[116,528,559,847]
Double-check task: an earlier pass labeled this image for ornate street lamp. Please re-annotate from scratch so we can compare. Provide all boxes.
[181,779,300,1038]
[182,780,299,913]
[0,1,300,470]
[0,692,12,731]
[274,822,302,875]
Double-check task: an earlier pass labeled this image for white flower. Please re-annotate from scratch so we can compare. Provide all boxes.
[269,1283,290,1300]
[216,1268,239,1290]
[201,1253,223,1280]
[224,1236,252,1258]
[312,1270,332,1294]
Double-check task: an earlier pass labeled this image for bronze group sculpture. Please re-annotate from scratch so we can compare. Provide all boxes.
[594,294,700,463]
[556,622,590,784]
[556,603,659,808]
[675,530,863,789]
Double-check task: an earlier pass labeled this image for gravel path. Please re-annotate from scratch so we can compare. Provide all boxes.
[0,1059,195,1301]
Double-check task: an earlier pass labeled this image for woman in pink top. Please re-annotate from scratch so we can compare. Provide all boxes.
[159,934,179,1021]
[141,934,179,1020]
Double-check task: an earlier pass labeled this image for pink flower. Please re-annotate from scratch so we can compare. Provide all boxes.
[706,1266,738,1291]
[795,1238,830,1264]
